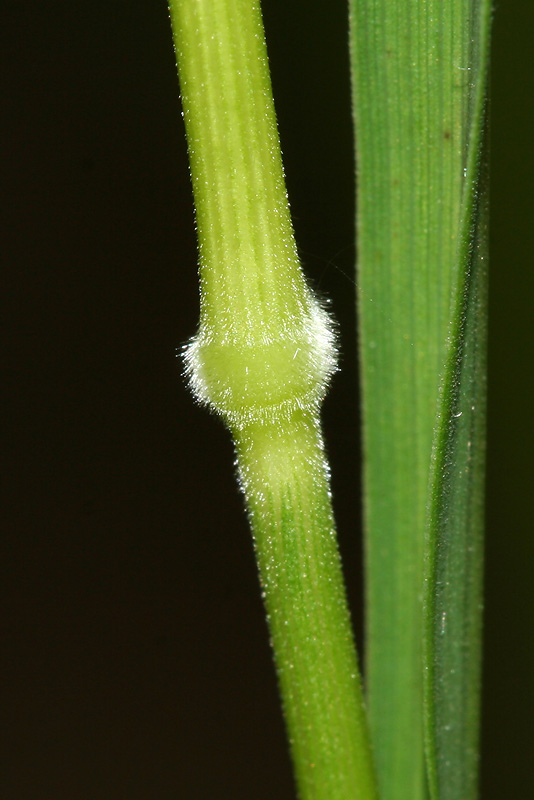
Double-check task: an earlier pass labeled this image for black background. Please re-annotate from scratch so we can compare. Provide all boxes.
[2,1,533,797]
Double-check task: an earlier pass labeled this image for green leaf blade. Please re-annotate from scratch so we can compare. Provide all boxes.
[424,83,490,800]
[349,1,491,798]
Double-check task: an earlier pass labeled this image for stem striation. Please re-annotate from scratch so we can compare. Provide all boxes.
[169,1,376,797]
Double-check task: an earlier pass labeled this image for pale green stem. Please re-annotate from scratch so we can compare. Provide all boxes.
[235,411,376,800]
[169,1,377,797]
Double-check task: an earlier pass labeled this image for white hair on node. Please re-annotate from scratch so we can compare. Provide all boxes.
[183,290,338,430]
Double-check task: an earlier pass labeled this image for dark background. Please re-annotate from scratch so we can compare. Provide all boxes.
[2,1,533,797]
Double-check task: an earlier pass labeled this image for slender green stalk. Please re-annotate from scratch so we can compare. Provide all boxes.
[349,1,491,799]
[169,1,376,797]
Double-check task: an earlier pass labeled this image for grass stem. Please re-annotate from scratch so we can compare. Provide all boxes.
[169,1,377,796]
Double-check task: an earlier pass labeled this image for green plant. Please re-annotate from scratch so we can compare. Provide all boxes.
[169,0,491,798]
[350,3,490,799]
